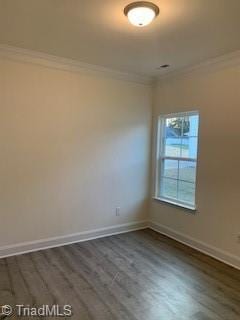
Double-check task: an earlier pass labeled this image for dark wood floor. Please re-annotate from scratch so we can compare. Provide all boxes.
[0,229,240,320]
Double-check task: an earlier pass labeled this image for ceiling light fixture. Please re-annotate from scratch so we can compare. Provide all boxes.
[124,1,159,27]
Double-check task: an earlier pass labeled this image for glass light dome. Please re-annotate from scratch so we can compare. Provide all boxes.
[124,2,159,27]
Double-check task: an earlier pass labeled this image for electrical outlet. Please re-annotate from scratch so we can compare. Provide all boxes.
[116,207,120,216]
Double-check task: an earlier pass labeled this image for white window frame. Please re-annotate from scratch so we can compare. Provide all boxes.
[154,111,199,211]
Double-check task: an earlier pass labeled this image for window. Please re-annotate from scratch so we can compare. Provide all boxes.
[155,111,199,210]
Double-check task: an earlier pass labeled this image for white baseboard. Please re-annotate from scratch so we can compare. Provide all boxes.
[149,221,240,270]
[2,219,239,271]
[0,220,148,259]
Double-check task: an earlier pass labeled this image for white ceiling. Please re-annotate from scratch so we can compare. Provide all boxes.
[0,0,240,77]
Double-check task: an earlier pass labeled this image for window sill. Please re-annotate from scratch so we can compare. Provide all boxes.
[153,197,197,212]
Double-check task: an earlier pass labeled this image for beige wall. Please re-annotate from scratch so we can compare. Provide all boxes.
[0,57,152,246]
[150,64,240,259]
[1,52,239,265]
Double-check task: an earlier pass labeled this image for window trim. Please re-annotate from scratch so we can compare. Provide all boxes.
[154,111,199,211]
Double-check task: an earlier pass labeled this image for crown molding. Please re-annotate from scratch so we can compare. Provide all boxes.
[0,44,153,85]
[156,49,240,83]
[1,44,239,86]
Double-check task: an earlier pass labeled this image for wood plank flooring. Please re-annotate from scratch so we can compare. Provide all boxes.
[0,229,240,320]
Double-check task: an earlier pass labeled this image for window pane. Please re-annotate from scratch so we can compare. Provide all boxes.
[164,117,182,157]
[160,178,178,200]
[165,117,182,137]
[179,161,196,183]
[181,137,198,158]
[184,115,199,137]
[162,160,178,179]
[165,138,181,157]
[178,181,195,205]
[182,116,190,136]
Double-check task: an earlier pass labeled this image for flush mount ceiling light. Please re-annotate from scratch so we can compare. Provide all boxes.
[124,1,159,27]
